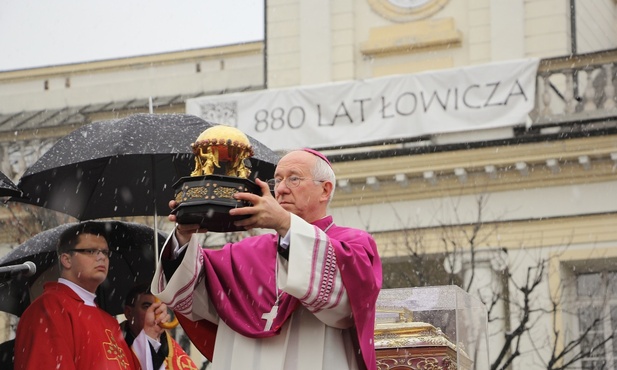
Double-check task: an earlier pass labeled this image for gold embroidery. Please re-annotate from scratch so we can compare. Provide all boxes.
[174,354,199,369]
[102,329,131,369]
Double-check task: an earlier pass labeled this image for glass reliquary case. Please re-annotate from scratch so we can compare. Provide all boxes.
[374,286,490,370]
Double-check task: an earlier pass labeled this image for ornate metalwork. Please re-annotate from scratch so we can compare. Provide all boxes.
[185,187,209,200]
[376,356,444,370]
[214,186,237,200]
[374,305,472,369]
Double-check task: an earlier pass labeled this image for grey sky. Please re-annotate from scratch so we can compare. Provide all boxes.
[0,0,264,72]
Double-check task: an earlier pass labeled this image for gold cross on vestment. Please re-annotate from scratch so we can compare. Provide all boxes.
[102,329,131,369]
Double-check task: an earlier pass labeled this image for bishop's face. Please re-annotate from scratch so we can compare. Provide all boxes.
[272,151,330,223]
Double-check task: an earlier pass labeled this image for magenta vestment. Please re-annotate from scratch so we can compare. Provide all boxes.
[175,216,382,370]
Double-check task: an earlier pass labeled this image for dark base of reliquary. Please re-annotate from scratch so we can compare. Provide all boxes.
[172,174,260,232]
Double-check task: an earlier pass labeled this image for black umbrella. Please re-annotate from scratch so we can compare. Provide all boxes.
[0,220,166,317]
[0,170,20,198]
[13,113,280,220]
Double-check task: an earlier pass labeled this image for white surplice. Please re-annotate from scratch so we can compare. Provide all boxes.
[152,214,360,370]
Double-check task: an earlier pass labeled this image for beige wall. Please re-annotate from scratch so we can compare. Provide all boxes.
[266,0,586,89]
[0,1,616,367]
[0,43,264,114]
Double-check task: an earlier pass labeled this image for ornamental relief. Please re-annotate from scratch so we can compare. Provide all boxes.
[376,355,451,370]
[184,187,209,201]
[367,0,449,23]
[374,334,453,349]
[213,186,237,200]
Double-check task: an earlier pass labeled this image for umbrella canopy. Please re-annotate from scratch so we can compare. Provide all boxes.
[0,170,20,198]
[0,220,166,317]
[14,113,280,220]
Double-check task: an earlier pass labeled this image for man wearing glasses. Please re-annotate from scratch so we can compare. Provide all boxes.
[153,149,383,370]
[15,222,169,370]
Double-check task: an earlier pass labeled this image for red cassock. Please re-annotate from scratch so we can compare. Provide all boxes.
[14,282,141,370]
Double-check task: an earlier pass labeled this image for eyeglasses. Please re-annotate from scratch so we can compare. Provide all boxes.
[267,176,325,190]
[68,248,112,258]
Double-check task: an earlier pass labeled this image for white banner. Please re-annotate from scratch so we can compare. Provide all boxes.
[186,58,539,151]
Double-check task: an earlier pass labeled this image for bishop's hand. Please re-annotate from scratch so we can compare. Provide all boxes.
[168,200,208,246]
[229,178,291,236]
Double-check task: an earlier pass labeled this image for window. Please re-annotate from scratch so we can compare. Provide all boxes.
[572,0,617,54]
[576,272,617,369]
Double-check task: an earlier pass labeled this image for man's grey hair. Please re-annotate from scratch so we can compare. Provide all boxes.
[311,155,336,203]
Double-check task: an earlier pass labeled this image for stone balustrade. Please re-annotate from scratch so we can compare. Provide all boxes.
[532,49,617,126]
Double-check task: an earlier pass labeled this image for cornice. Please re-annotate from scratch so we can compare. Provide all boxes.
[334,134,617,178]
[374,213,617,258]
[330,133,617,207]
[0,124,80,142]
[0,42,263,82]
[538,49,617,73]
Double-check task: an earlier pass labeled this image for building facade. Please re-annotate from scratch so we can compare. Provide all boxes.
[1,0,616,368]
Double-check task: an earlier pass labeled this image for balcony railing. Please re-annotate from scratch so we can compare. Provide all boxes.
[531,49,617,128]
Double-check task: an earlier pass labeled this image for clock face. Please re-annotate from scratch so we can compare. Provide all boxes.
[368,0,449,22]
[387,0,431,9]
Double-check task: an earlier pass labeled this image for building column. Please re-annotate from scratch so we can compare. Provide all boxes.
[299,0,332,85]
[490,0,525,61]
[462,248,509,368]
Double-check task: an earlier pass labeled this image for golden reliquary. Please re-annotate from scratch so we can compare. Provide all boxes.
[172,125,260,232]
[374,308,473,370]
[189,125,254,178]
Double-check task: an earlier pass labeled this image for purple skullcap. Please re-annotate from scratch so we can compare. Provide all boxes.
[302,148,332,168]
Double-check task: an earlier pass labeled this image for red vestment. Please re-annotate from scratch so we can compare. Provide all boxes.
[14,282,140,370]
[163,333,197,370]
[124,320,198,370]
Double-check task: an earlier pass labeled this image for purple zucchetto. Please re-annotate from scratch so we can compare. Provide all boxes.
[302,148,332,168]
